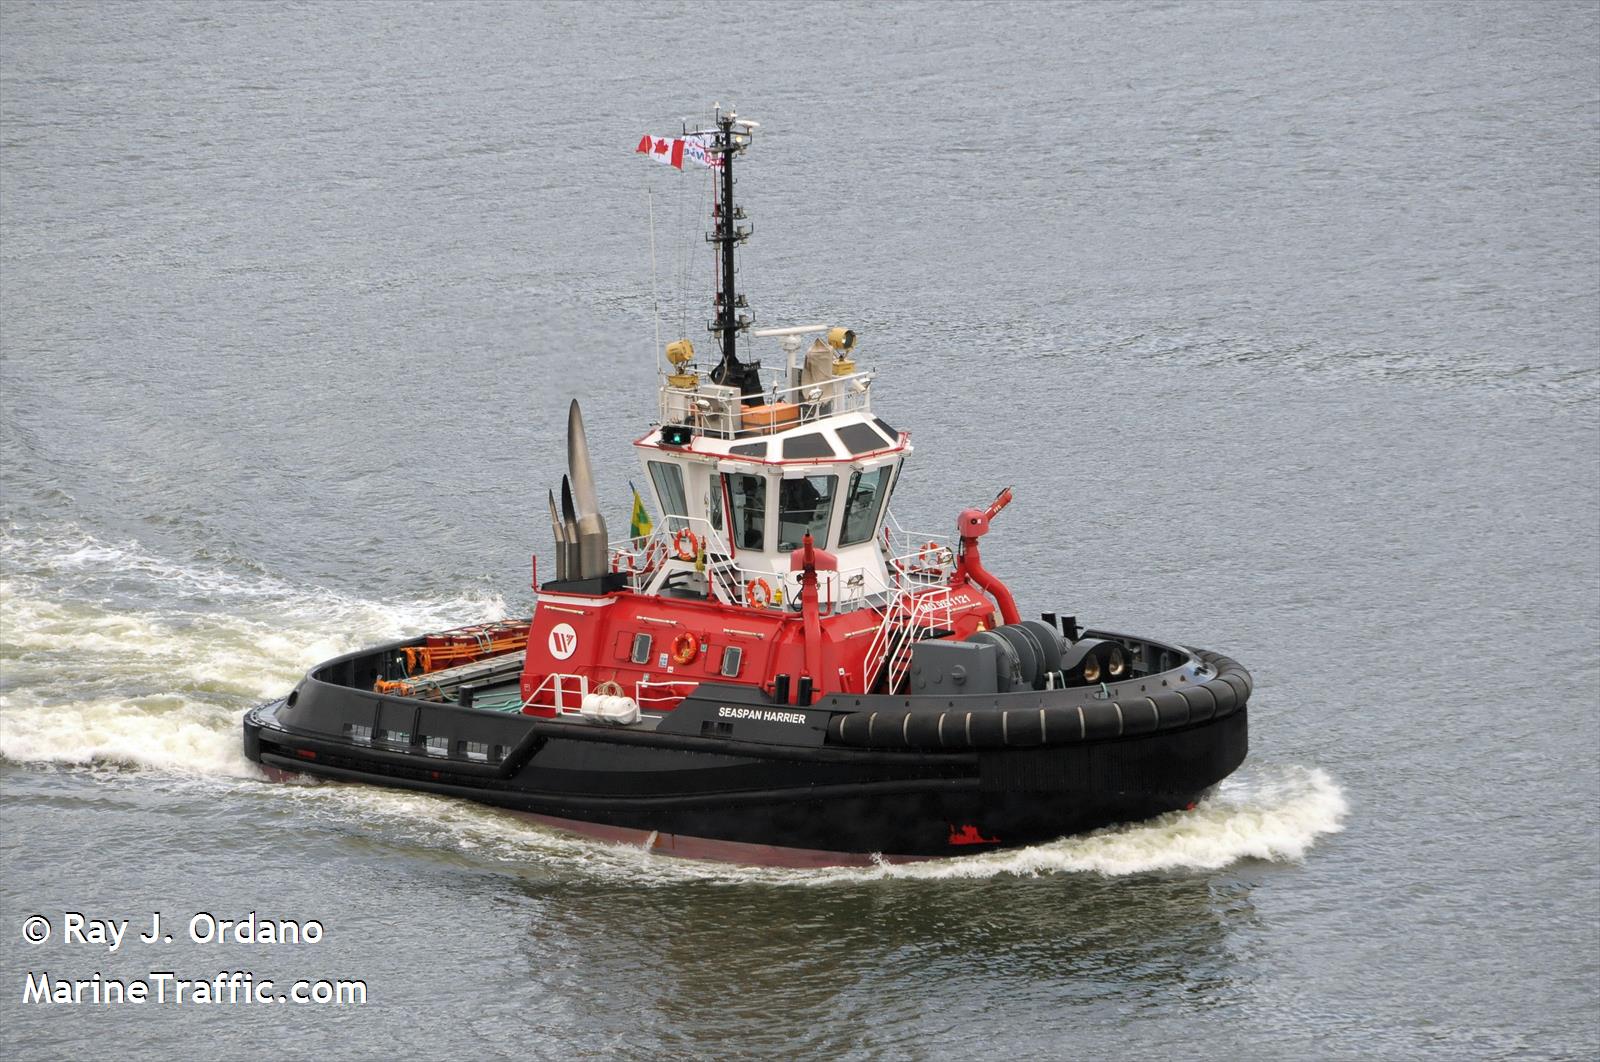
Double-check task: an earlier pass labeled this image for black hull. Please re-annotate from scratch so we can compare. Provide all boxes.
[252,716,1244,863]
[243,639,1249,863]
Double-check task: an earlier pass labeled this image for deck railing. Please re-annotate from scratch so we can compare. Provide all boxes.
[606,514,877,614]
[658,366,875,440]
[881,509,957,590]
[518,671,699,716]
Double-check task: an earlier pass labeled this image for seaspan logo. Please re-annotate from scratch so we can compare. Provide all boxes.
[548,622,578,660]
[718,707,807,725]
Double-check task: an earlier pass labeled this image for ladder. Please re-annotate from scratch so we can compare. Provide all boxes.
[862,586,953,694]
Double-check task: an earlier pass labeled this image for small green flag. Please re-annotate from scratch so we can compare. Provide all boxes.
[629,482,654,541]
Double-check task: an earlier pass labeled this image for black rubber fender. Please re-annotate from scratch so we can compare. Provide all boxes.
[1042,706,1079,742]
[904,710,943,748]
[1003,707,1045,747]
[1081,703,1120,741]
[969,709,1007,748]
[1152,692,1189,729]
[1180,683,1217,723]
[1119,698,1160,736]
[1152,689,1190,722]
[826,648,1253,750]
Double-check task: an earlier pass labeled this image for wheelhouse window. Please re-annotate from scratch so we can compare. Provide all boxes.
[708,471,723,532]
[840,464,893,546]
[725,473,768,550]
[778,475,837,551]
[648,461,688,531]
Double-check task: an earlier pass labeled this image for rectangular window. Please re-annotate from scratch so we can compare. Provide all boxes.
[840,464,893,546]
[630,633,652,664]
[725,473,768,551]
[779,475,838,551]
[720,646,743,677]
[648,461,689,531]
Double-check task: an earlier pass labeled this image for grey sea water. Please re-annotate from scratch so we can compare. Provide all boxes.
[2,1,1596,1058]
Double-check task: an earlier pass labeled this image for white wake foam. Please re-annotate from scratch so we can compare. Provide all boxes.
[0,525,507,777]
[1,525,1345,880]
[802,764,1350,882]
[266,764,1347,883]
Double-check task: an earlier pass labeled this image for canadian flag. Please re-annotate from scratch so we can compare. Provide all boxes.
[636,133,684,169]
[634,133,719,169]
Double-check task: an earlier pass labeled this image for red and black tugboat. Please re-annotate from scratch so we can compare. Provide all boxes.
[243,110,1250,866]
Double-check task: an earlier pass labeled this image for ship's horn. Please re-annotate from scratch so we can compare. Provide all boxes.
[548,488,567,582]
[566,400,610,579]
[560,475,583,581]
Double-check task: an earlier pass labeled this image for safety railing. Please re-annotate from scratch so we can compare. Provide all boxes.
[861,583,955,695]
[658,366,876,440]
[881,510,957,590]
[518,671,705,717]
[635,677,699,711]
[521,672,589,715]
[608,514,879,614]
[607,515,752,602]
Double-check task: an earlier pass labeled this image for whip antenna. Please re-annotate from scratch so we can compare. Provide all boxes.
[648,184,662,371]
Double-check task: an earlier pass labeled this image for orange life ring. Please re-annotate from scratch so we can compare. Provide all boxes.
[917,541,946,568]
[670,631,700,665]
[745,577,774,608]
[673,528,701,561]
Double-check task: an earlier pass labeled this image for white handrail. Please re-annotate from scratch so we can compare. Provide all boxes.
[522,672,589,715]
[635,677,698,708]
[880,511,956,591]
[861,585,954,695]
[658,366,876,439]
[608,514,882,614]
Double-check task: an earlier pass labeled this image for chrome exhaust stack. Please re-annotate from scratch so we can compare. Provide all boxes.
[566,400,610,579]
[547,489,568,581]
[559,476,583,580]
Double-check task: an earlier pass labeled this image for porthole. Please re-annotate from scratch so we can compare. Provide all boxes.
[630,633,653,665]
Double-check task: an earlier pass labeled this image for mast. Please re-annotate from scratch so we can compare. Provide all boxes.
[705,109,761,402]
